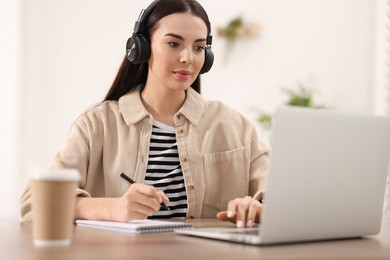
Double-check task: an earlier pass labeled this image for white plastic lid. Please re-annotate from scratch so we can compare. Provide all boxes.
[31,167,81,182]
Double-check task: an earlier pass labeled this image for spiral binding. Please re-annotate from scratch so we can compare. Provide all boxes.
[138,222,193,234]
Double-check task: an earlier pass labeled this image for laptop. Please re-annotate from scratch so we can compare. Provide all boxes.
[176,106,390,245]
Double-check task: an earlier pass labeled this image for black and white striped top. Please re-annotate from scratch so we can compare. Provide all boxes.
[145,121,188,219]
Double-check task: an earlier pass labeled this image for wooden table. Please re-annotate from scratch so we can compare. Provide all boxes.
[1,218,390,260]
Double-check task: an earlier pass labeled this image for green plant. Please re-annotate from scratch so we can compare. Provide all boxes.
[257,82,327,129]
[282,83,313,107]
[257,114,273,130]
[218,16,243,62]
[224,17,243,41]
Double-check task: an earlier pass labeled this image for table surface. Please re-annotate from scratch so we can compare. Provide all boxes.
[1,217,390,260]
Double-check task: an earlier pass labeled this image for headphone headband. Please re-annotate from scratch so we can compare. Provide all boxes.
[133,0,162,34]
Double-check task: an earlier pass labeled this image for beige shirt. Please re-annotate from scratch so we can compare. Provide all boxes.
[20,87,269,221]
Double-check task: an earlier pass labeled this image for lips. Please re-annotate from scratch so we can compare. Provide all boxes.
[174,70,192,75]
[173,70,192,80]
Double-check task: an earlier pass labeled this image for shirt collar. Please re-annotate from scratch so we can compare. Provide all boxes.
[178,87,206,126]
[118,89,150,125]
[118,87,207,126]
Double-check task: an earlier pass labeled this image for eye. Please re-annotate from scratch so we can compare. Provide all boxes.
[168,42,179,48]
[194,45,205,53]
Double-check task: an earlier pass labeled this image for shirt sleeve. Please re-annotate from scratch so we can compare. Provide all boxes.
[19,114,93,222]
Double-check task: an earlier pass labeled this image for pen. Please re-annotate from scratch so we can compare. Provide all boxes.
[120,172,170,211]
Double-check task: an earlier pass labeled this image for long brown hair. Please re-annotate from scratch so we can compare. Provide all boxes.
[104,0,211,101]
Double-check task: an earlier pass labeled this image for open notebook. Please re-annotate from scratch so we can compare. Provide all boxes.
[75,219,192,234]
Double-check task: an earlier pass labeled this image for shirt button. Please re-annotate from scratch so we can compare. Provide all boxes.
[177,114,181,119]
[178,128,184,134]
[189,216,194,219]
[188,185,194,191]
[182,156,188,162]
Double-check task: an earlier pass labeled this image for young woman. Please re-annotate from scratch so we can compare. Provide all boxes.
[20,0,269,228]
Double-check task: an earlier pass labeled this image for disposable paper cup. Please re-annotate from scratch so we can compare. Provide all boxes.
[31,168,80,247]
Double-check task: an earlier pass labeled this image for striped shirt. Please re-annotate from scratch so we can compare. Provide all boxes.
[145,121,188,219]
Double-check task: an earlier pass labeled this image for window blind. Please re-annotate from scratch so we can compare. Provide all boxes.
[387,0,390,115]
[0,0,21,220]
[385,0,390,217]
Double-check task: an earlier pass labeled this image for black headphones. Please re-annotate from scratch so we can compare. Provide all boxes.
[126,0,214,74]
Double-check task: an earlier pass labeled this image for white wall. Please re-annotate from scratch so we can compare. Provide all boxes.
[373,0,388,115]
[202,0,375,112]
[10,0,379,220]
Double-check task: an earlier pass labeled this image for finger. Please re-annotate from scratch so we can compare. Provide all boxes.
[128,211,149,220]
[130,202,156,218]
[226,199,240,221]
[116,196,154,221]
[236,197,252,228]
[246,200,262,227]
[127,184,161,211]
[158,190,170,205]
[137,184,163,201]
[216,211,228,221]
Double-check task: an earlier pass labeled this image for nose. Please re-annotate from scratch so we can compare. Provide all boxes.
[179,47,193,64]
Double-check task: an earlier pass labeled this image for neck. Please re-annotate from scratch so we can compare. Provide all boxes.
[141,85,186,126]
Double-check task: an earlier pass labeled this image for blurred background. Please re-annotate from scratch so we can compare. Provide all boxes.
[1,0,389,220]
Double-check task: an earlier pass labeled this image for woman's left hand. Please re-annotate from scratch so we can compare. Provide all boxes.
[216,196,263,228]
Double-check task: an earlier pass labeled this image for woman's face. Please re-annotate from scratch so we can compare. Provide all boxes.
[148,12,208,92]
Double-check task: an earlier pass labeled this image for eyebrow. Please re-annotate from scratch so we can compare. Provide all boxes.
[164,33,206,43]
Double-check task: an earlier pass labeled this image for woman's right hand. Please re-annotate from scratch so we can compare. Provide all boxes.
[75,183,169,222]
[110,183,169,222]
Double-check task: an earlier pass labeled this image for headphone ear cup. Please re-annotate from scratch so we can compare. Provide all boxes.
[126,34,151,64]
[200,48,214,74]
